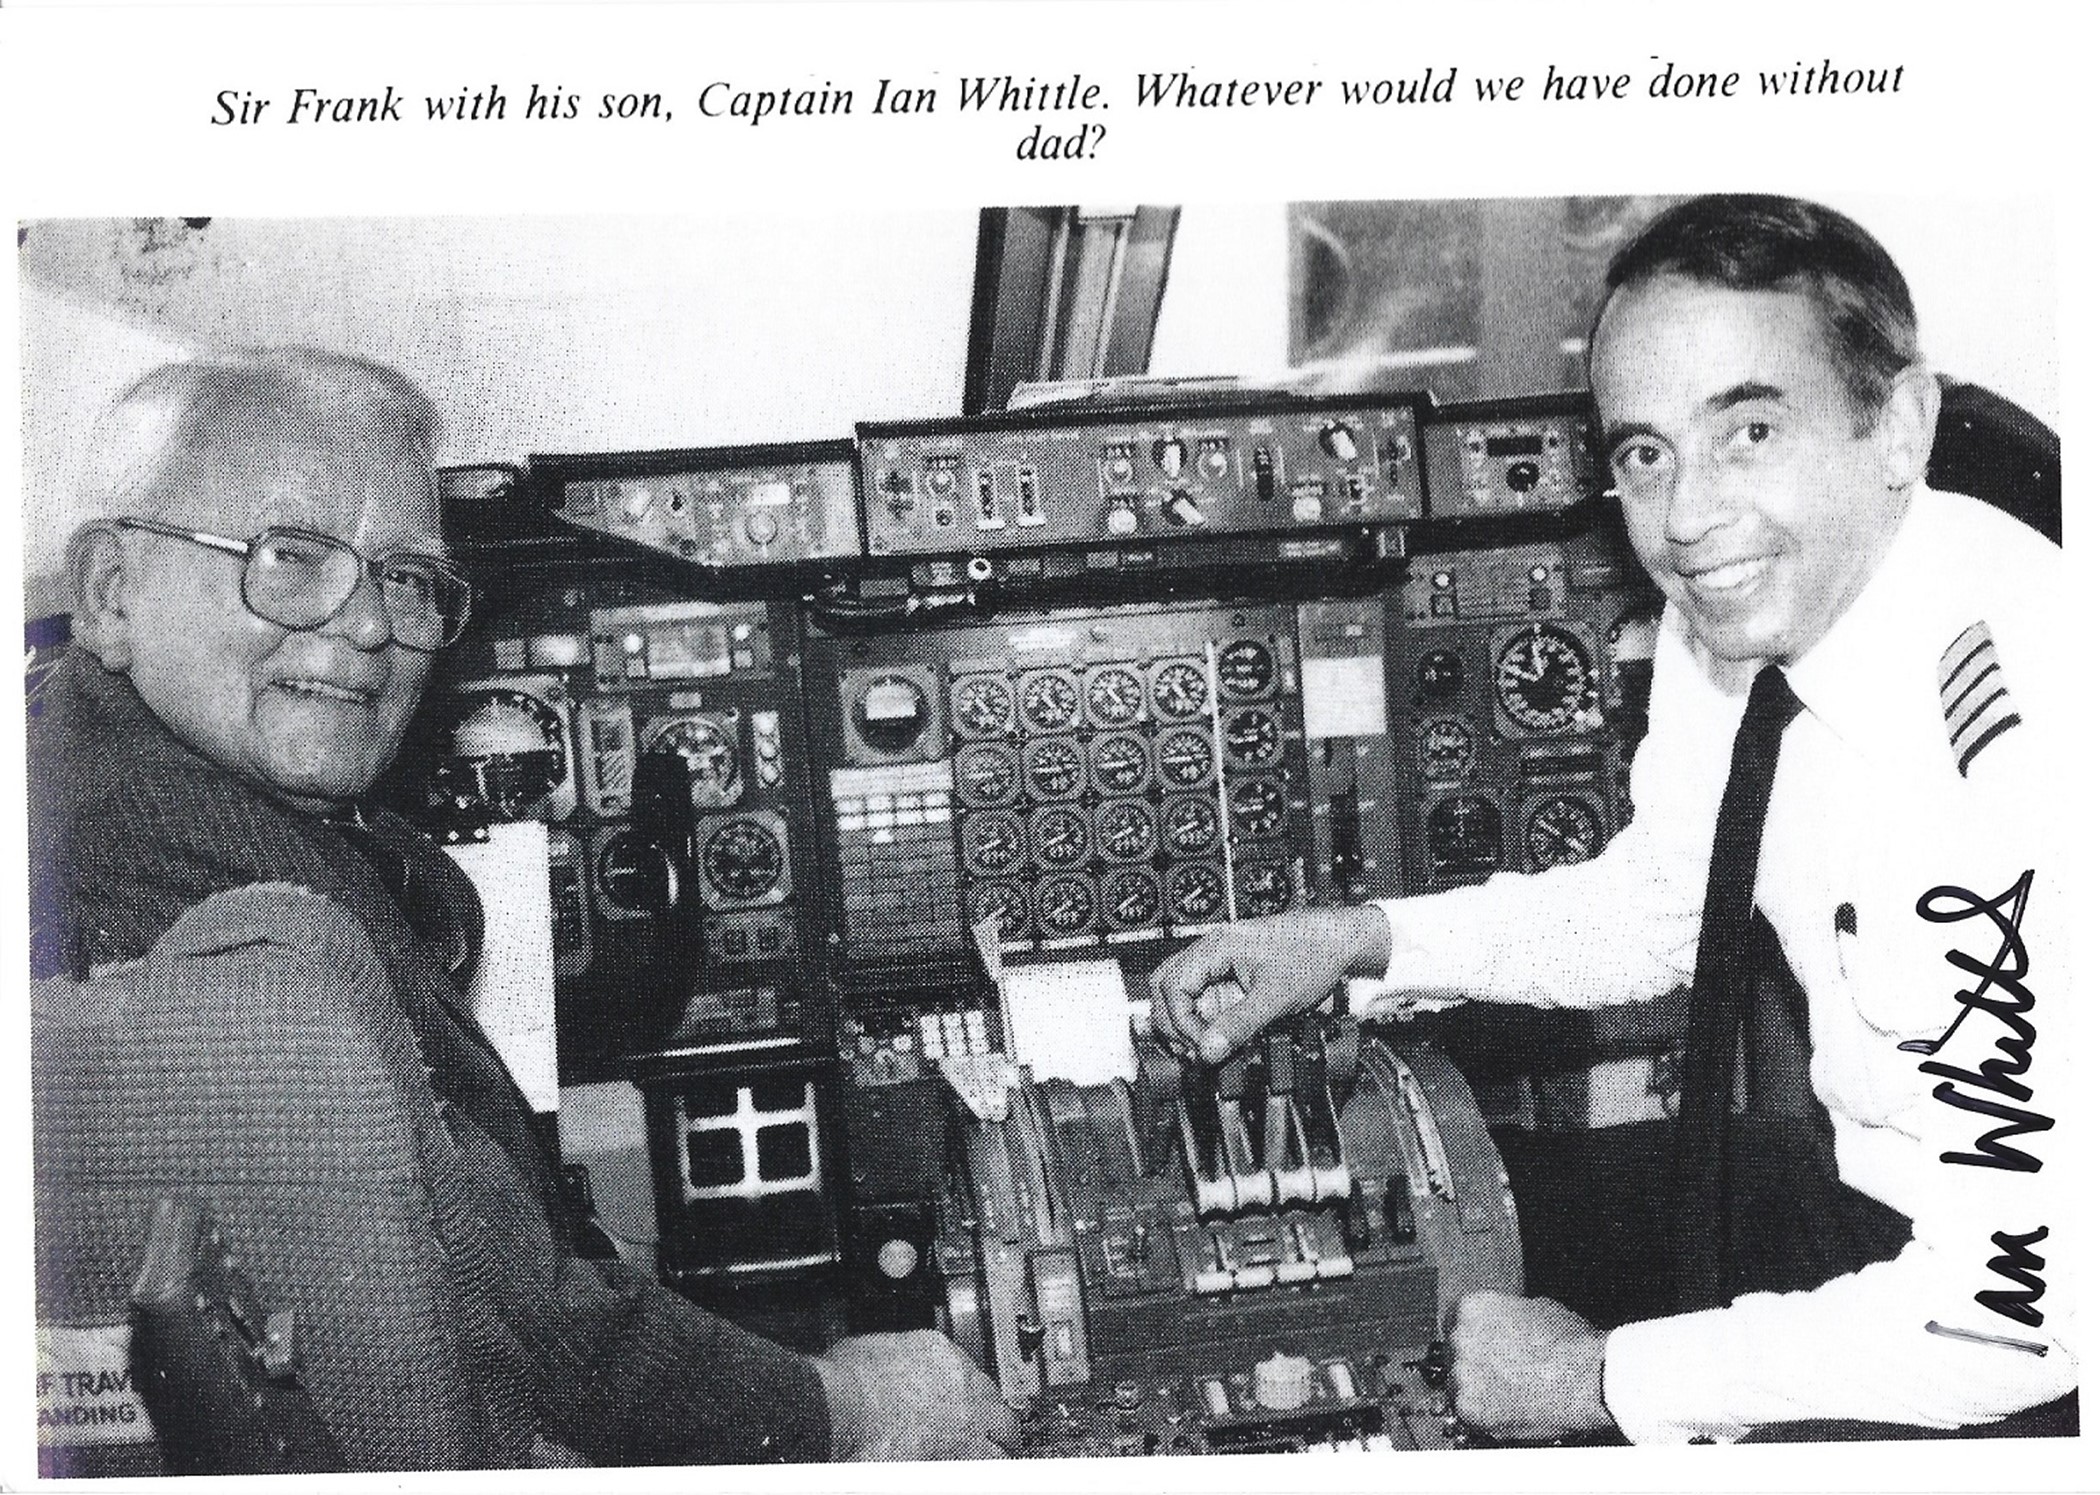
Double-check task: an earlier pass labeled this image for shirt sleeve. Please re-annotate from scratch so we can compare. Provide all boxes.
[1354,608,1737,1014]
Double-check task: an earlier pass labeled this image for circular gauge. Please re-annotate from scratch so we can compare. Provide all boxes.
[1495,625,1593,734]
[1091,733,1150,794]
[1417,718,1477,782]
[852,673,933,755]
[1169,864,1227,924]
[1236,862,1294,916]
[1035,874,1098,936]
[961,811,1026,875]
[1030,805,1091,867]
[1150,659,1210,720]
[1103,868,1162,929]
[1019,672,1082,732]
[1222,707,1281,767]
[1229,777,1287,839]
[595,828,677,914]
[439,688,567,820]
[1426,796,1504,876]
[1023,737,1084,799]
[1156,728,1215,788]
[1095,799,1156,861]
[1217,639,1276,699]
[648,715,742,808]
[955,743,1020,806]
[968,881,1032,943]
[950,675,1013,739]
[1525,795,1605,870]
[1085,666,1146,727]
[701,818,785,903]
[1161,794,1219,855]
[1418,648,1464,700]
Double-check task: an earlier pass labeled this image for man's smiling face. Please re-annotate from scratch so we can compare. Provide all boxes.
[110,426,441,811]
[1592,274,1913,665]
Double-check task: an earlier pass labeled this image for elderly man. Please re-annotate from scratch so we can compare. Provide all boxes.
[1153,196,2072,1442]
[27,348,1015,1465]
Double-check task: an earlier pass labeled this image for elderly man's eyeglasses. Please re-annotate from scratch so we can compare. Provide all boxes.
[114,518,472,651]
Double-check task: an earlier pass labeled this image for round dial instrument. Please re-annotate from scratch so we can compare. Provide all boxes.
[439,688,568,820]
[1035,874,1098,936]
[1418,648,1464,700]
[1023,738,1084,799]
[1161,794,1219,855]
[1103,868,1162,929]
[1524,795,1605,870]
[949,675,1013,738]
[852,673,932,755]
[1236,862,1293,916]
[1426,795,1504,876]
[1217,639,1276,699]
[1150,660,1210,720]
[1084,666,1146,727]
[701,818,785,903]
[961,812,1026,875]
[648,715,741,808]
[1156,728,1215,788]
[594,828,678,914]
[1019,672,1082,732]
[1417,718,1476,782]
[1090,733,1150,793]
[955,744,1020,806]
[1228,777,1287,839]
[1029,806,1091,867]
[1495,625,1592,734]
[1222,707,1281,767]
[968,881,1031,943]
[1095,800,1156,861]
[1169,863,1227,924]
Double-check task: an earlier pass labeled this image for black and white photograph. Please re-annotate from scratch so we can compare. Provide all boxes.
[5,4,2087,1490]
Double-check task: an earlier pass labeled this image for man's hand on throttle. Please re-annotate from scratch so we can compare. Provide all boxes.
[815,1330,1018,1460]
[1449,1291,1614,1443]
[1149,906,1393,1064]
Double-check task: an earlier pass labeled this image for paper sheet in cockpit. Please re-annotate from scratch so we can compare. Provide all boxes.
[1001,958,1147,1088]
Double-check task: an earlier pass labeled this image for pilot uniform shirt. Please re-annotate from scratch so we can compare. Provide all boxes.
[1364,486,2074,1442]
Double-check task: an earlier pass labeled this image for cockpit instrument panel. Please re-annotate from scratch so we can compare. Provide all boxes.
[806,597,1405,980]
[859,393,1428,557]
[1420,395,1599,518]
[537,441,861,570]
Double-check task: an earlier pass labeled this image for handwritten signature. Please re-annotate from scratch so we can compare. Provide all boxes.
[1903,871,2053,1352]
[1924,1226,2051,1354]
[1899,871,2053,1172]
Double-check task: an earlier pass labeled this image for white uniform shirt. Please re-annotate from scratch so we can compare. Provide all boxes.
[1365,487,2074,1442]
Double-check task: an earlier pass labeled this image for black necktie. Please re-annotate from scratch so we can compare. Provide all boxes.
[1672,663,1805,1313]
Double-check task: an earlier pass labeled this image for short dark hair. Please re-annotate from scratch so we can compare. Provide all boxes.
[1599,195,1919,424]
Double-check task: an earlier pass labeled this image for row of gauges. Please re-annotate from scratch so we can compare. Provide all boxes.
[955,730,1283,805]
[948,641,1276,738]
[964,859,1297,943]
[439,686,785,822]
[1424,792,1607,877]
[958,787,1282,872]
